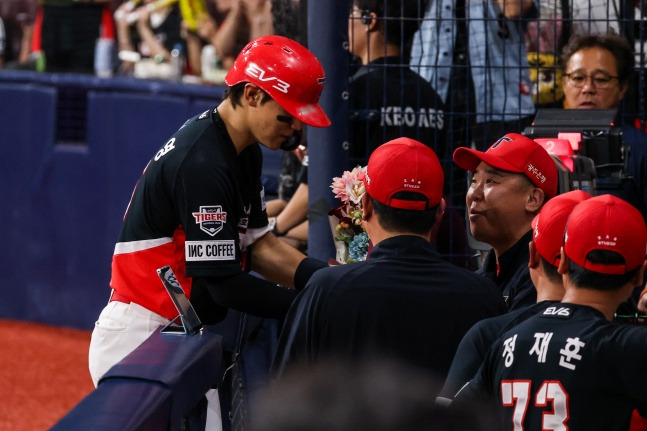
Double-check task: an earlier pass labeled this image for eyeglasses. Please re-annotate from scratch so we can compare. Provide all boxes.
[564,72,619,89]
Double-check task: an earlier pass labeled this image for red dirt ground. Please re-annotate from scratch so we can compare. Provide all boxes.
[0,319,94,431]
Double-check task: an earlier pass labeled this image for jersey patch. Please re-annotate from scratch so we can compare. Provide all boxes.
[185,240,236,261]
[198,110,210,119]
[192,205,227,236]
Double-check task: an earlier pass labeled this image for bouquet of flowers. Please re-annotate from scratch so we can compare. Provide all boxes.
[328,166,370,263]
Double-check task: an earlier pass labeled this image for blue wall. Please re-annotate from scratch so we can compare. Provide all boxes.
[0,71,282,329]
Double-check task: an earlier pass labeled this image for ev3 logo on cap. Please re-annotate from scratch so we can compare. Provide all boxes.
[245,62,290,94]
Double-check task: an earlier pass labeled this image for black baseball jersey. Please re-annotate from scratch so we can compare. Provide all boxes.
[439,300,560,400]
[457,302,647,430]
[272,235,506,381]
[111,108,268,319]
[349,56,447,165]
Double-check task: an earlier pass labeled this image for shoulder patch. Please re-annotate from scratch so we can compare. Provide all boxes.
[193,205,227,236]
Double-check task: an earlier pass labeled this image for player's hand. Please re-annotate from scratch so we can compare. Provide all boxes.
[292,144,307,162]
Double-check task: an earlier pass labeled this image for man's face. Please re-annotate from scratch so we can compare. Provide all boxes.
[252,97,303,151]
[563,47,628,110]
[466,162,535,249]
[348,5,367,59]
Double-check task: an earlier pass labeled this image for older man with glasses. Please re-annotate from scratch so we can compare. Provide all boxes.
[560,32,647,321]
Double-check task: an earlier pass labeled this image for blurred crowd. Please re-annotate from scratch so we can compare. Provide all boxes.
[0,0,302,83]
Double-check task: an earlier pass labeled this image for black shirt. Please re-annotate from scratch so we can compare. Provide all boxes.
[439,300,560,400]
[272,235,506,385]
[349,56,447,166]
[477,230,535,311]
[456,302,647,430]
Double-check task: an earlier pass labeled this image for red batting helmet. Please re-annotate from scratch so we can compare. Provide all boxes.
[225,35,331,128]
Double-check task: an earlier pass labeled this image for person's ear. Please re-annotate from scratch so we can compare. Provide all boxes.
[245,84,262,107]
[528,241,540,270]
[362,11,378,31]
[362,193,373,222]
[557,247,569,275]
[434,197,446,226]
[632,261,647,288]
[526,187,545,214]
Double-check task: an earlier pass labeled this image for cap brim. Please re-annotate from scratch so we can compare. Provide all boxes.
[453,147,523,173]
[277,97,331,128]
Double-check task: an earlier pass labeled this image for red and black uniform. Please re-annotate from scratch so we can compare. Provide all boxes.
[455,302,647,430]
[110,107,299,323]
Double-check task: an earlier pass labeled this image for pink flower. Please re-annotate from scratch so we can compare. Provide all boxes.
[331,166,366,205]
[329,166,368,263]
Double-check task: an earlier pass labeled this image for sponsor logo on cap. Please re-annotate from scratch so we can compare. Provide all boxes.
[598,235,618,247]
[403,178,422,189]
[526,163,547,184]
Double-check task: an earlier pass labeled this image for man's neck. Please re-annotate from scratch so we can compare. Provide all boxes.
[492,228,532,261]
[362,41,400,65]
[215,100,255,155]
[535,281,565,302]
[561,283,629,321]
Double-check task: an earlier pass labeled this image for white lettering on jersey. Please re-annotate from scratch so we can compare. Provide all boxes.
[380,107,444,129]
[154,138,176,161]
[543,306,571,317]
[529,332,553,363]
[503,334,518,367]
[559,337,585,370]
[245,62,290,94]
[185,240,235,261]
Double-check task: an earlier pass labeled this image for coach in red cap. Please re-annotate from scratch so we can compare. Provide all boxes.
[453,133,558,311]
[455,194,647,430]
[438,190,590,403]
[273,138,505,383]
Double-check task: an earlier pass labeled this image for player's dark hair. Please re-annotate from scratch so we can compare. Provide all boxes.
[225,83,273,108]
[539,256,562,283]
[353,0,426,57]
[370,191,438,235]
[560,33,634,86]
[567,249,641,290]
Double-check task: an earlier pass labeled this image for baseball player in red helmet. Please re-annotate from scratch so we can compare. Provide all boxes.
[88,35,330,426]
[453,194,647,430]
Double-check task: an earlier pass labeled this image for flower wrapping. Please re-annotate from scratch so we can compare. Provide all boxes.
[328,166,369,263]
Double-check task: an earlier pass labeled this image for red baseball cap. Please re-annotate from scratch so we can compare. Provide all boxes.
[564,194,647,275]
[453,133,558,199]
[360,138,444,210]
[532,190,592,265]
[225,35,330,128]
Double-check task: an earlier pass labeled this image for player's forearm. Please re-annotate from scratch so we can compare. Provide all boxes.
[250,232,307,287]
[213,2,243,58]
[275,183,308,234]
